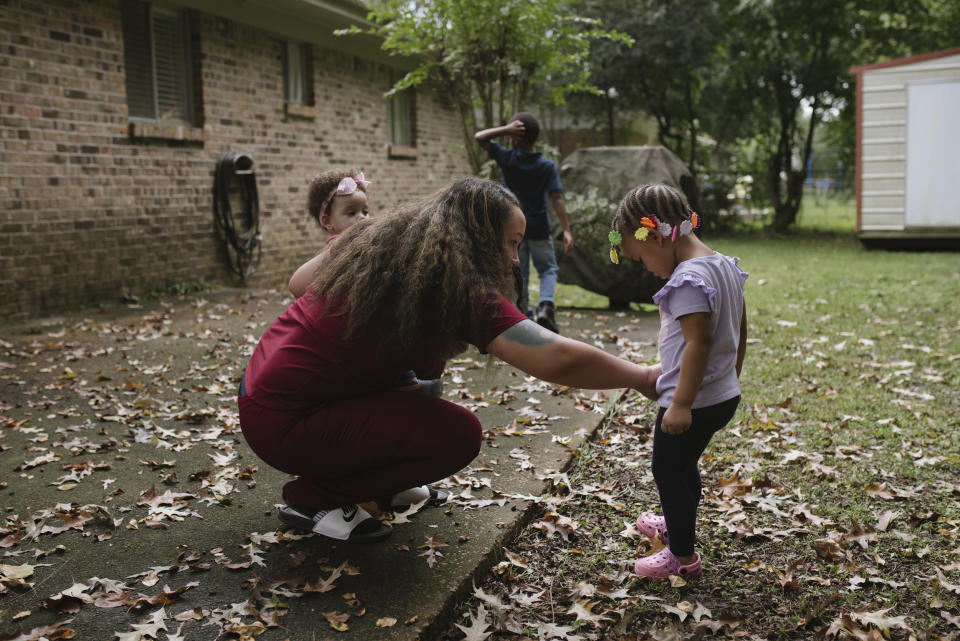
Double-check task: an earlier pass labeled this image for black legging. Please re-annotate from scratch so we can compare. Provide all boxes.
[651,395,741,557]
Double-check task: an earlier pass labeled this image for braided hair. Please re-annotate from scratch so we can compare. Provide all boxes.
[612,183,694,234]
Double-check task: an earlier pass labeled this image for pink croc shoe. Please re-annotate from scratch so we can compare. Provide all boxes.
[634,548,702,580]
[636,511,668,544]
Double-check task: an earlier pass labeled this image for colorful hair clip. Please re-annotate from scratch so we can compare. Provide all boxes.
[635,216,666,246]
[673,212,702,238]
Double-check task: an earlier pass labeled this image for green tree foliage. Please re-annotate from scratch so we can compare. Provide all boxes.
[821,0,960,204]
[572,0,727,178]
[348,0,955,231]
[735,0,960,231]
[572,0,958,231]
[341,0,630,173]
[726,0,864,231]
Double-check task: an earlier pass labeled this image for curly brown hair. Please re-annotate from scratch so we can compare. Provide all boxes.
[309,177,521,357]
[306,168,367,224]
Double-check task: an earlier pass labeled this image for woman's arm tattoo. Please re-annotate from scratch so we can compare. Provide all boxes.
[501,319,557,347]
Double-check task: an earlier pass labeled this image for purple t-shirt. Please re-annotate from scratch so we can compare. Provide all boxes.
[652,253,748,409]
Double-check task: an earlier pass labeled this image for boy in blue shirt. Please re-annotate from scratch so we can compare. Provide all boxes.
[475,112,574,334]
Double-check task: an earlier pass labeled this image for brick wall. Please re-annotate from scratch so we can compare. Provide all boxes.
[0,0,472,321]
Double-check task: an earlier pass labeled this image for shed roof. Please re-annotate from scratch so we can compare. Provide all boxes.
[851,46,960,75]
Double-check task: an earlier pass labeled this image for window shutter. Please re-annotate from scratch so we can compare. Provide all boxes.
[284,42,305,104]
[390,92,409,146]
[389,92,410,146]
[303,45,314,106]
[121,0,155,119]
[388,69,414,146]
[151,7,191,122]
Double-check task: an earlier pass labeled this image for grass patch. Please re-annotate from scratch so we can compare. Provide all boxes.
[794,192,856,234]
[730,193,858,236]
[449,226,960,639]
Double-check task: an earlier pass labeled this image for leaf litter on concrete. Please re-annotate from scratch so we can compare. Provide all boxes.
[0,290,654,640]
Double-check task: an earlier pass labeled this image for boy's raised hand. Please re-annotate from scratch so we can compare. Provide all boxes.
[504,119,526,138]
[474,120,525,151]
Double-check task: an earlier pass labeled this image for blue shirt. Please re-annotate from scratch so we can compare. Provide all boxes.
[488,142,563,240]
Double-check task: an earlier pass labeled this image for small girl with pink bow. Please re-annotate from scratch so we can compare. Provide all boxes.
[280,168,446,515]
[289,168,371,297]
[288,168,443,399]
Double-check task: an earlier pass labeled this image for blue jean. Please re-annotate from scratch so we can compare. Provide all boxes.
[651,395,740,557]
[518,238,558,314]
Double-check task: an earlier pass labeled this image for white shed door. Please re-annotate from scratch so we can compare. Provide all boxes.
[906,82,960,227]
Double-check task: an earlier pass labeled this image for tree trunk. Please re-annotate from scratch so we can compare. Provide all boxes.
[497,64,506,127]
[452,87,482,174]
[684,81,697,176]
[480,79,494,130]
[768,81,798,232]
[770,94,821,232]
[767,146,789,232]
[605,93,615,145]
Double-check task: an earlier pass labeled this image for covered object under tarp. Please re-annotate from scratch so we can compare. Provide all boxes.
[553,146,698,305]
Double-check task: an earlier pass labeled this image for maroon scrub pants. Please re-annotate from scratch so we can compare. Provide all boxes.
[238,390,482,510]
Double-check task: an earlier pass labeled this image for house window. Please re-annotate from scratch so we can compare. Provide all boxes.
[121,0,195,123]
[283,41,313,105]
[387,69,415,148]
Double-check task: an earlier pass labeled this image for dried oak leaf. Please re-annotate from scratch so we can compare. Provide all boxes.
[942,611,960,629]
[568,599,612,628]
[797,594,840,630]
[417,535,448,568]
[0,619,76,641]
[843,520,878,550]
[849,607,913,636]
[533,510,578,541]
[126,582,199,609]
[778,559,803,590]
[321,610,350,632]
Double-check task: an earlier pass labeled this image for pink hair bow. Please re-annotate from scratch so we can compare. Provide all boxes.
[336,171,371,195]
[321,171,371,213]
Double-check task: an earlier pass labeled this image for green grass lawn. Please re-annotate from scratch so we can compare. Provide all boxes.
[792,192,857,233]
[656,219,958,635]
[472,196,960,638]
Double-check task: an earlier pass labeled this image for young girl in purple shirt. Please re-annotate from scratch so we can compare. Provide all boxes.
[609,183,748,580]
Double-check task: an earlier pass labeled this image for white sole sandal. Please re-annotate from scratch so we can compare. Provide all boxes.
[384,485,449,509]
[278,503,391,543]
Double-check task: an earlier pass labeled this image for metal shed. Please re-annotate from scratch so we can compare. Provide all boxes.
[852,47,960,249]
